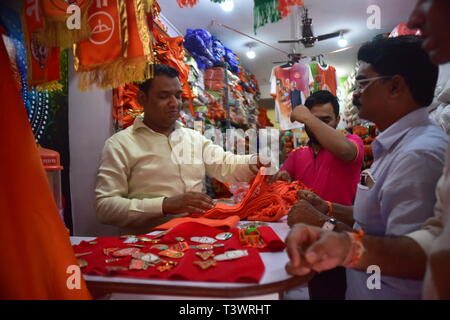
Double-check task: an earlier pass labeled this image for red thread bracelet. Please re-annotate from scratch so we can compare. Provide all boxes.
[342,229,365,268]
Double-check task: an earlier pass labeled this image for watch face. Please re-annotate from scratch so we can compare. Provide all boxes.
[322,220,336,231]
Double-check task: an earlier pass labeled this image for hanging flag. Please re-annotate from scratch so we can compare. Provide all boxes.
[177,0,199,7]
[278,0,304,18]
[253,0,281,34]
[75,0,155,90]
[22,0,61,87]
[36,0,92,48]
[0,35,91,300]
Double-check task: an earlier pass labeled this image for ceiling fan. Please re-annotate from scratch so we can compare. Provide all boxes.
[278,7,349,48]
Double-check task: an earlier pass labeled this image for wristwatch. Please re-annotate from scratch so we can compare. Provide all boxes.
[322,218,337,231]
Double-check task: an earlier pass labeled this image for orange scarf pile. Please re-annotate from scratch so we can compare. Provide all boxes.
[35,0,92,48]
[153,25,193,115]
[190,168,312,222]
[22,0,61,88]
[112,83,143,129]
[74,0,155,90]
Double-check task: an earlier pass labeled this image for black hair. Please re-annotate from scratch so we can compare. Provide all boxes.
[357,35,438,106]
[137,64,179,93]
[304,90,340,118]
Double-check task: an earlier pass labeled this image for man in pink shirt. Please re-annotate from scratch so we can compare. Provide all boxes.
[272,90,364,206]
[272,90,364,300]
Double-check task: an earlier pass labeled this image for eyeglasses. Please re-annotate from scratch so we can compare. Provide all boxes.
[354,76,393,94]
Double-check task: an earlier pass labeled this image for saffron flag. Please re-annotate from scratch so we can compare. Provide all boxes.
[75,0,154,90]
[22,0,61,87]
[0,35,91,300]
[36,0,92,48]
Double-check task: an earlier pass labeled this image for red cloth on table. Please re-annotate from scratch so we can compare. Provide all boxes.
[154,215,240,230]
[73,222,274,283]
[189,168,312,221]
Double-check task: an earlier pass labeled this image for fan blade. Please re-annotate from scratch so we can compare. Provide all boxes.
[316,31,341,41]
[278,39,300,44]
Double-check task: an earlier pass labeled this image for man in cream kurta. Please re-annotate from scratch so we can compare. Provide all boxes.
[95,65,261,235]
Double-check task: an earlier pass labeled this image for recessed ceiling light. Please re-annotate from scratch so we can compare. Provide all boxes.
[246,49,256,59]
[220,0,234,12]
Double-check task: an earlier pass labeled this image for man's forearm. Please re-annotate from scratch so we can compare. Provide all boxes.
[305,116,357,162]
[349,235,427,280]
[332,203,355,227]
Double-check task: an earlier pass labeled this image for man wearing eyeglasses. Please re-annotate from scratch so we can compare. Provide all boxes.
[284,35,448,300]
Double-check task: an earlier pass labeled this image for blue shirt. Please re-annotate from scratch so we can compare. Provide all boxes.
[346,108,448,300]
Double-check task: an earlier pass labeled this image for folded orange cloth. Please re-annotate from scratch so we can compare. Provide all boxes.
[189,168,312,222]
[153,215,240,230]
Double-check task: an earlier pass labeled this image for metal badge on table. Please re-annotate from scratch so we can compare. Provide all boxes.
[103,248,119,256]
[123,236,139,244]
[112,247,141,257]
[158,249,184,258]
[75,251,92,258]
[129,259,149,270]
[214,250,248,261]
[132,251,160,263]
[215,232,233,240]
[194,259,217,270]
[240,222,267,229]
[170,242,189,252]
[151,244,169,250]
[196,250,215,261]
[190,236,217,244]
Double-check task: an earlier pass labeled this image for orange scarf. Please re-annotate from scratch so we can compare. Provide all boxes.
[22,0,61,87]
[36,0,92,48]
[190,168,312,222]
[153,25,194,115]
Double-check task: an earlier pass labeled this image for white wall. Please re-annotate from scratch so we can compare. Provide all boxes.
[68,52,118,237]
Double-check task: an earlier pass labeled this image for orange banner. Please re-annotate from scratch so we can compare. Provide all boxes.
[75,0,155,90]
[36,0,92,48]
[22,0,61,87]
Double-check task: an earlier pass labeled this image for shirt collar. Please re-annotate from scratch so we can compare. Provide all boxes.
[372,108,430,159]
[132,117,184,134]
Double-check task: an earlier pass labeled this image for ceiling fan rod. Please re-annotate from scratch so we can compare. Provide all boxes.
[210,20,290,55]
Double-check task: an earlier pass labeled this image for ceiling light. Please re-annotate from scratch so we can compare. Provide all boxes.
[338,32,348,47]
[246,43,256,59]
[220,0,234,12]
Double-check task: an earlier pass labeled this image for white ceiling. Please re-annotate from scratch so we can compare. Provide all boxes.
[159,0,418,97]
